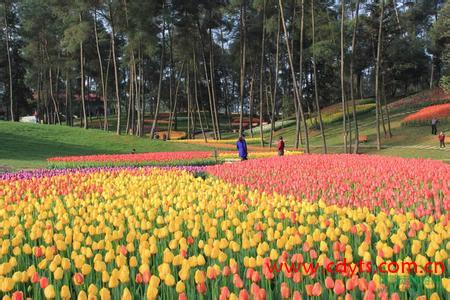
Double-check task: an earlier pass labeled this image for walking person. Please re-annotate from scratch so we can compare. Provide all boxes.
[431,118,438,135]
[277,136,285,156]
[438,132,446,148]
[236,135,248,161]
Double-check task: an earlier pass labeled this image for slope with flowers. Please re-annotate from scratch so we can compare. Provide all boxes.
[0,155,449,299]
[402,103,450,127]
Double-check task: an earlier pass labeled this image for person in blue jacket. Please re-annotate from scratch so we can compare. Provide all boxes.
[236,135,248,161]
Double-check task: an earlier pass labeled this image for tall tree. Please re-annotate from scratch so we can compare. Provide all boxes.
[279,0,309,153]
[350,0,360,153]
[340,0,347,153]
[3,0,13,121]
[311,0,326,153]
[375,0,384,150]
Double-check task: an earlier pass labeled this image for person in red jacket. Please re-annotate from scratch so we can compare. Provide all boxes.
[438,132,445,148]
[277,136,285,156]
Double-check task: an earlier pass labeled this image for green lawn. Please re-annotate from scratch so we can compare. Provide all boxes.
[1,100,448,171]
[0,121,212,170]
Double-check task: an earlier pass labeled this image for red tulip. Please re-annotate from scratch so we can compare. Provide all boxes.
[34,247,43,258]
[178,293,187,300]
[12,291,24,300]
[196,282,206,294]
[39,277,49,289]
[73,273,84,285]
[31,272,39,284]
[135,273,143,284]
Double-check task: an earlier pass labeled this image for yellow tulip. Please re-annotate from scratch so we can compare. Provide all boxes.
[77,291,87,300]
[0,278,14,292]
[176,281,185,294]
[99,288,111,300]
[44,285,56,299]
[121,288,132,300]
[60,285,71,299]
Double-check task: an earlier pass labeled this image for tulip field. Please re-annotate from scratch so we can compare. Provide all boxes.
[0,154,449,299]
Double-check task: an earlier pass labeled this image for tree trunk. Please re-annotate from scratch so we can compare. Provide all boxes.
[311,0,327,153]
[350,0,360,153]
[108,9,121,134]
[248,74,255,137]
[197,22,217,139]
[48,68,61,125]
[269,10,281,149]
[187,69,191,139]
[375,0,384,150]
[382,73,392,138]
[150,20,166,139]
[259,0,266,147]
[239,3,246,135]
[209,28,221,139]
[94,8,108,131]
[126,67,133,134]
[77,12,87,129]
[340,0,347,153]
[193,52,207,142]
[4,1,14,121]
[168,63,184,139]
[279,0,309,153]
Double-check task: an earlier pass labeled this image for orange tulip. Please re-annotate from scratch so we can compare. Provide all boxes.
[333,279,345,295]
[292,290,302,300]
[305,284,313,296]
[239,289,249,300]
[390,293,400,300]
[280,283,290,299]
[325,276,335,289]
[312,282,322,296]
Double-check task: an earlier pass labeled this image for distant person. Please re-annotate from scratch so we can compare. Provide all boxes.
[438,132,446,148]
[431,118,438,135]
[236,135,248,161]
[131,148,136,154]
[277,136,285,156]
[33,110,39,123]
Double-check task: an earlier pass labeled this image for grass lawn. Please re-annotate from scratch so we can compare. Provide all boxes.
[2,96,448,171]
[0,121,214,170]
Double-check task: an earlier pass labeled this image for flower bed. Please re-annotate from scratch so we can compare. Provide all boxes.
[207,154,450,218]
[319,104,376,126]
[47,152,220,168]
[0,167,448,299]
[219,151,302,159]
[401,103,450,126]
[390,88,450,110]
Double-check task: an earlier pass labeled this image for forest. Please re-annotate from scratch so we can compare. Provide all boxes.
[1,0,449,153]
